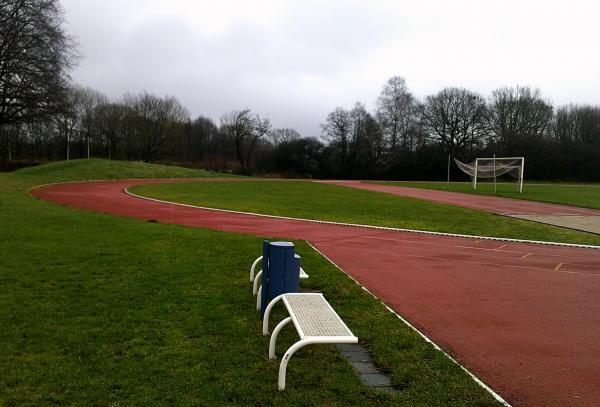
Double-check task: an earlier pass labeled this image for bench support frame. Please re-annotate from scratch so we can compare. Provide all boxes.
[250,256,262,282]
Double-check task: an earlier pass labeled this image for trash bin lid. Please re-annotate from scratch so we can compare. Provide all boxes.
[271,241,294,248]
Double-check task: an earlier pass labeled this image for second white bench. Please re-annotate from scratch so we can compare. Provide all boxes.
[250,255,308,311]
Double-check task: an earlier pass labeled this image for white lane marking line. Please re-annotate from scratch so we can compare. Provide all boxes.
[495,244,508,250]
[361,236,542,260]
[122,186,600,250]
[307,243,512,407]
[521,253,533,260]
[360,235,600,263]
[317,240,600,277]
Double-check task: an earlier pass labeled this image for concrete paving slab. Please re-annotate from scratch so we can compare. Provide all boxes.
[511,215,600,235]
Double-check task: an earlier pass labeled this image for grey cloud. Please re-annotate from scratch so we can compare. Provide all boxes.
[63,0,600,138]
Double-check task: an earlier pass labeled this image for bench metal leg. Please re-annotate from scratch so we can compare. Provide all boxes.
[278,339,318,390]
[269,316,292,359]
[252,270,262,295]
[278,338,350,390]
[250,256,262,282]
[262,295,283,335]
[256,285,262,310]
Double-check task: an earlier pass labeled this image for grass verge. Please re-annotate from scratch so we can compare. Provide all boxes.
[132,180,600,246]
[13,158,235,183]
[373,181,600,210]
[0,160,500,405]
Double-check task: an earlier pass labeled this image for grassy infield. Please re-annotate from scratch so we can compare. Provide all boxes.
[2,160,597,406]
[133,181,600,246]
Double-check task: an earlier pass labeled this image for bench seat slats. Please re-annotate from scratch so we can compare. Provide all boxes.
[283,294,354,338]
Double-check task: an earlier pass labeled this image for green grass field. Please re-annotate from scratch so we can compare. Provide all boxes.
[0,160,501,406]
[373,181,600,210]
[132,180,600,246]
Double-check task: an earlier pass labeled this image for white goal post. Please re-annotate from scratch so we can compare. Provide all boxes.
[454,156,525,193]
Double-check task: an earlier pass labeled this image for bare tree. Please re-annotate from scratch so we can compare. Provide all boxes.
[95,102,129,160]
[76,87,108,159]
[269,128,301,146]
[220,109,271,174]
[270,137,324,178]
[410,102,428,150]
[423,87,487,157]
[123,92,189,160]
[376,76,418,153]
[348,102,373,170]
[1,123,19,160]
[184,115,218,162]
[322,103,376,177]
[0,0,78,127]
[554,104,600,145]
[487,86,553,150]
[53,85,87,160]
[322,107,351,175]
[23,116,53,160]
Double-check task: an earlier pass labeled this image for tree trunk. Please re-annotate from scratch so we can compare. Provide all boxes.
[235,137,246,174]
[244,136,258,175]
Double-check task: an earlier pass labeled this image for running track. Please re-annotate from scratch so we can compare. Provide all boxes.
[325,181,600,216]
[32,180,600,407]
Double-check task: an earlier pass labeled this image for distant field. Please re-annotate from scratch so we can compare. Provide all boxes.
[0,160,500,405]
[373,181,600,210]
[132,180,600,246]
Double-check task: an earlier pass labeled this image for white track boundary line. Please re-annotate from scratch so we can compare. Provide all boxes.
[124,187,600,250]
[307,242,512,406]
[28,177,243,195]
[326,238,600,276]
[361,235,600,262]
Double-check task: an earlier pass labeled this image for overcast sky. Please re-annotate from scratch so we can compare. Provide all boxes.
[62,0,600,137]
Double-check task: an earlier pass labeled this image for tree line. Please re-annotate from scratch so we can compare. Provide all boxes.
[320,79,600,181]
[2,0,600,180]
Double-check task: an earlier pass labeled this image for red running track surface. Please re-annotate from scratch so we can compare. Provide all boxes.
[32,179,600,407]
[325,181,600,216]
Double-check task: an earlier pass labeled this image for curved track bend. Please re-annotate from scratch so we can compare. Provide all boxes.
[33,179,600,407]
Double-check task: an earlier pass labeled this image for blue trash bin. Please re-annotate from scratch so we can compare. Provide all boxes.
[260,240,300,318]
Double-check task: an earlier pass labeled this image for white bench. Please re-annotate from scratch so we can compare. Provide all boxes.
[250,255,309,311]
[262,293,358,390]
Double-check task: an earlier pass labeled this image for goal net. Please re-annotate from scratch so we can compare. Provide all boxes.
[454,157,524,193]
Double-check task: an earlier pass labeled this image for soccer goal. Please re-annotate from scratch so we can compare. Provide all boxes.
[454,156,525,193]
